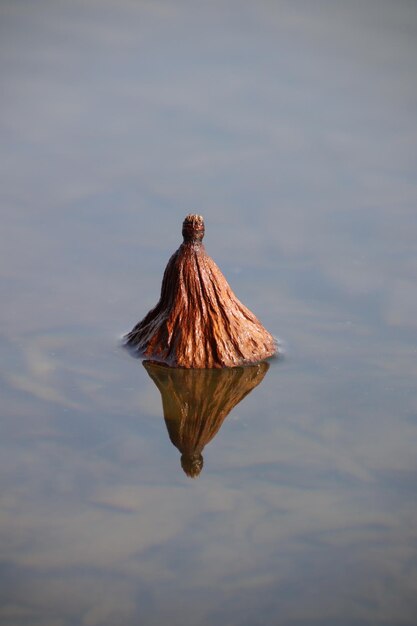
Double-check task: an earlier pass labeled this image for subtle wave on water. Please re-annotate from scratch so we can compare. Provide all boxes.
[1,1,417,625]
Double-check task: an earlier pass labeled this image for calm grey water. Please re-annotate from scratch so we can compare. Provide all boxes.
[1,2,417,625]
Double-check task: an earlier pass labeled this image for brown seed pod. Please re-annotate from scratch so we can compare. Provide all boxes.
[125,214,277,368]
[144,360,269,477]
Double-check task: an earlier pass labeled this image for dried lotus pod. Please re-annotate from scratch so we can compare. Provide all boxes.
[125,214,276,368]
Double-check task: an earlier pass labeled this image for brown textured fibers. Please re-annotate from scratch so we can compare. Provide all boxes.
[125,214,277,368]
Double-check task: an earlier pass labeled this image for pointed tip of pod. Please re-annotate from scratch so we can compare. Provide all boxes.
[182,214,205,242]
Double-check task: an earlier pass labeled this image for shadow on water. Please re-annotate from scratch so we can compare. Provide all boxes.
[143,360,270,478]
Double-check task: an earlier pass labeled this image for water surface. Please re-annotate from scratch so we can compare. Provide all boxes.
[1,2,417,625]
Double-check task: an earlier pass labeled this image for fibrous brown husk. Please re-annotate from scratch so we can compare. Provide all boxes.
[144,360,269,477]
[126,214,276,368]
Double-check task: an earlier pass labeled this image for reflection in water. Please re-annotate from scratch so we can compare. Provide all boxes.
[144,360,269,477]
